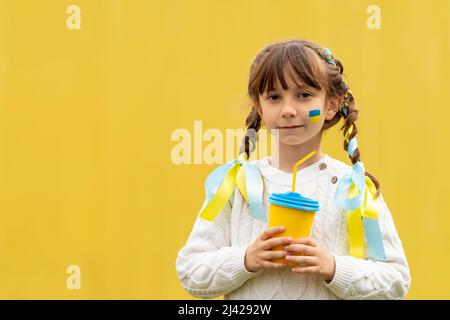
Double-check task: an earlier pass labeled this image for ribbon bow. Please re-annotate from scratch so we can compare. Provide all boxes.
[334,125,386,261]
[199,153,266,222]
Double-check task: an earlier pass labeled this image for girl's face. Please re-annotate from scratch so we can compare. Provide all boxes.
[257,66,340,146]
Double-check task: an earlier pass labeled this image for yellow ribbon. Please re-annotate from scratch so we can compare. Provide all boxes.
[347,176,380,259]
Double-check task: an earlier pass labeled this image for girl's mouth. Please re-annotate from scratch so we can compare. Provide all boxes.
[279,125,304,129]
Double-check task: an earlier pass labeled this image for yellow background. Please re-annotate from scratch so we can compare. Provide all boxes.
[0,0,448,299]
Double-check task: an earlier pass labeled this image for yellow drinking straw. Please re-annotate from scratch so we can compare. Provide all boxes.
[292,150,317,192]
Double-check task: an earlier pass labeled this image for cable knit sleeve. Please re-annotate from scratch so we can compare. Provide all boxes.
[324,194,411,300]
[175,193,261,299]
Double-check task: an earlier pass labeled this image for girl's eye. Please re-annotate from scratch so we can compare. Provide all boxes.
[267,92,311,101]
[298,92,311,99]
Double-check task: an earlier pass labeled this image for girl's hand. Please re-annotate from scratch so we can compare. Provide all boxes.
[284,237,336,282]
[244,226,295,273]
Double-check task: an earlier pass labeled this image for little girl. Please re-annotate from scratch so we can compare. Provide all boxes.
[176,39,411,300]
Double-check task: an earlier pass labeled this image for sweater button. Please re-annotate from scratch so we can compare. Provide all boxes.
[331,176,338,184]
[319,163,327,170]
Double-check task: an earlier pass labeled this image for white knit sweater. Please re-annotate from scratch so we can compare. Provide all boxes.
[176,154,411,300]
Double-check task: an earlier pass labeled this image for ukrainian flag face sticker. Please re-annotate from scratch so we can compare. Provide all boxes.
[308,109,321,123]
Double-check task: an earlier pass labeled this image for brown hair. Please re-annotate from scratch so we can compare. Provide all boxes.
[239,39,380,198]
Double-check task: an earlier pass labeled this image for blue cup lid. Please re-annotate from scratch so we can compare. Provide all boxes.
[268,191,320,212]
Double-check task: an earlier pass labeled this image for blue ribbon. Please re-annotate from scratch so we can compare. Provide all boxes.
[364,217,386,261]
[243,162,267,222]
[334,161,366,211]
[205,160,234,201]
[347,137,357,157]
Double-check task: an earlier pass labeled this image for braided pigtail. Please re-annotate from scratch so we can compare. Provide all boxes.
[319,47,381,199]
[340,88,381,199]
[321,47,386,260]
[239,108,262,160]
[199,99,265,223]
[240,44,275,160]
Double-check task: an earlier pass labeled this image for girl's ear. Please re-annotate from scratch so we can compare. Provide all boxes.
[325,96,342,120]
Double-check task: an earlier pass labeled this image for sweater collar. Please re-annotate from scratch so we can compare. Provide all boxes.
[258,153,331,186]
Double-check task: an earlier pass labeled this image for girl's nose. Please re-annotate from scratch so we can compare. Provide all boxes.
[281,103,298,118]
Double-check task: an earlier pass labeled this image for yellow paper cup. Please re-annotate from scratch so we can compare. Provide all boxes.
[268,191,319,266]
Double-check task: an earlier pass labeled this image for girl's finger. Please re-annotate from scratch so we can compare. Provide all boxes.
[260,250,286,261]
[291,266,320,274]
[260,226,285,241]
[293,237,318,247]
[284,244,317,256]
[285,255,318,266]
[262,236,293,250]
[261,260,288,269]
